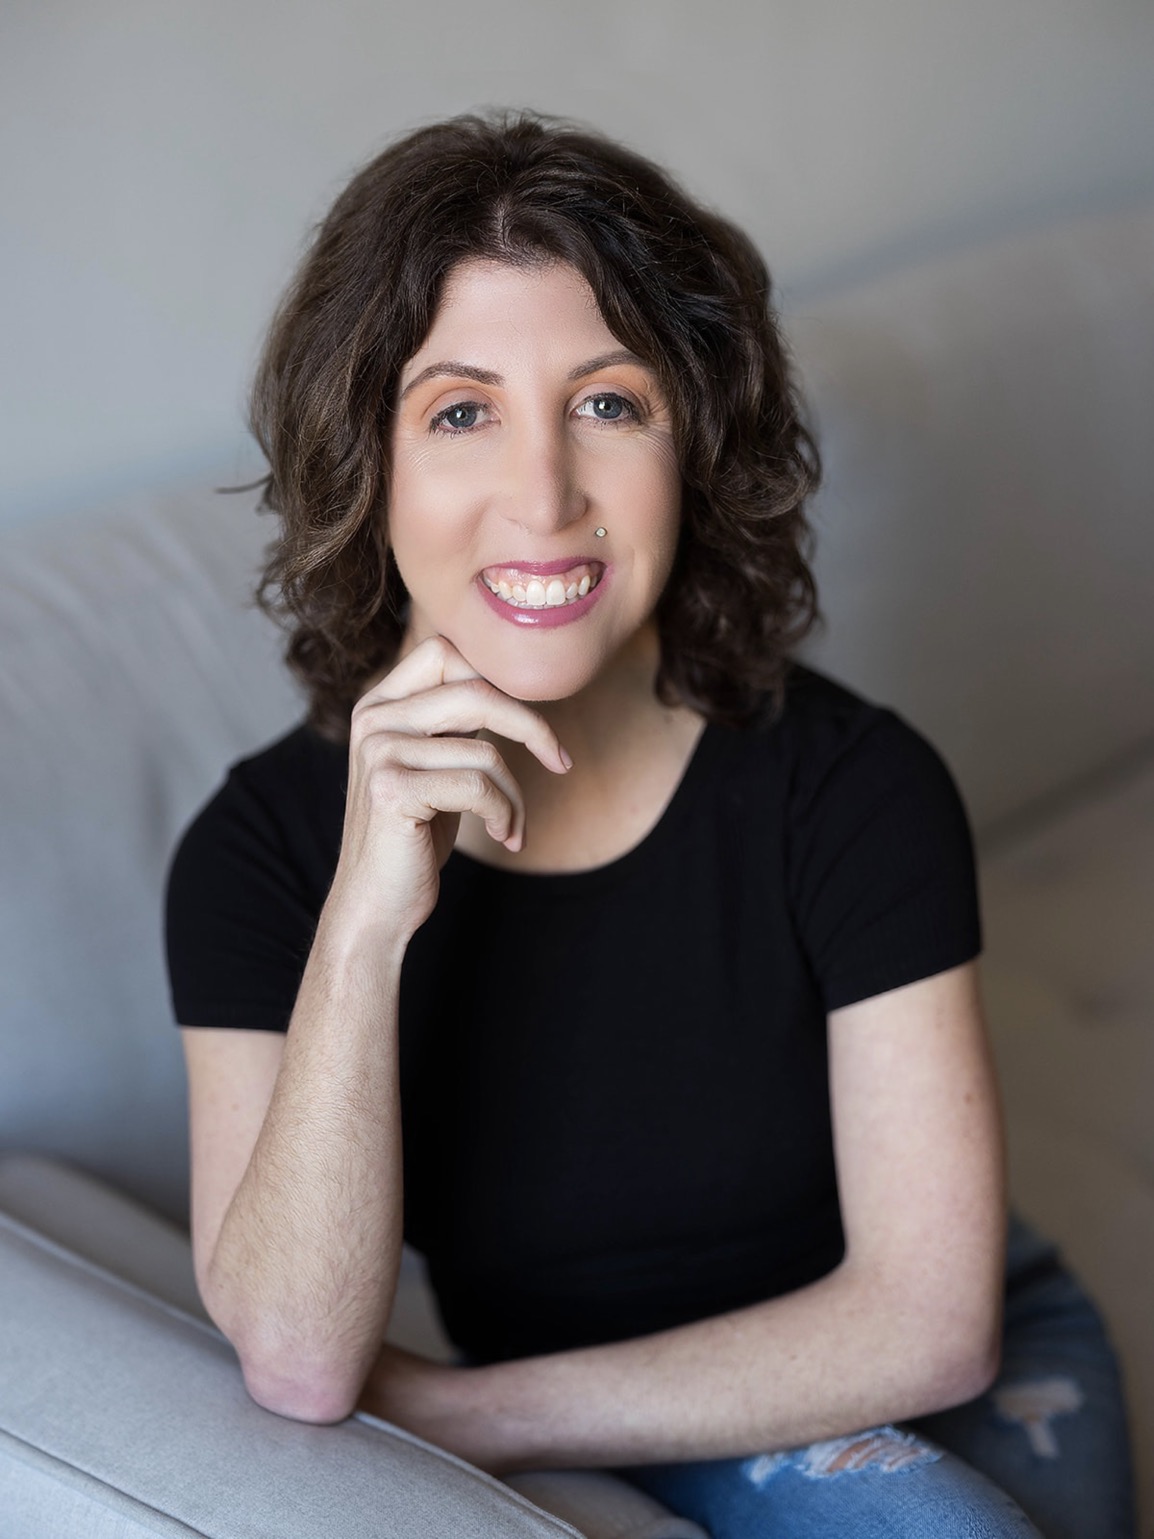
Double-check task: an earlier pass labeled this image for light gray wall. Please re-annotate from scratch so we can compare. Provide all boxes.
[3,0,1153,528]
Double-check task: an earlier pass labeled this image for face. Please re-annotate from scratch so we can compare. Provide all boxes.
[387,259,681,702]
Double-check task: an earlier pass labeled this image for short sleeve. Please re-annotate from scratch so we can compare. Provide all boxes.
[787,708,983,1012]
[164,758,324,1032]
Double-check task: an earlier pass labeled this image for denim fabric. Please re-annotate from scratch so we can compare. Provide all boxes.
[614,1216,1136,1538]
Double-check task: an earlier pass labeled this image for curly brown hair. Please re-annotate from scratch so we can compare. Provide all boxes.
[250,108,822,741]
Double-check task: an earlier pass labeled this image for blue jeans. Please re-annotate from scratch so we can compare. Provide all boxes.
[614,1218,1135,1538]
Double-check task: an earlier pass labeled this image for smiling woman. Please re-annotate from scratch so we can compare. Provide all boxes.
[247,110,819,741]
[164,110,1135,1539]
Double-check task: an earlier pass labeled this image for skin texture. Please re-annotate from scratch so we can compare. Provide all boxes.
[182,258,1007,1472]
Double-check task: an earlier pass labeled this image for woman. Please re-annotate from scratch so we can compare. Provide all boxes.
[165,110,1134,1536]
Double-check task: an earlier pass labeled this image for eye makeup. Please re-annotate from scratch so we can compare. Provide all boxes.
[426,389,645,438]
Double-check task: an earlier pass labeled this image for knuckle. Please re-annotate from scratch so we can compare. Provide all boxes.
[459,676,492,706]
[350,699,395,741]
[474,739,504,772]
[365,760,407,807]
[351,724,396,765]
[460,768,490,804]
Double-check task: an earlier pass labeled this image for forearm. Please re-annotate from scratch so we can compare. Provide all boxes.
[386,1257,1000,1473]
[205,907,408,1420]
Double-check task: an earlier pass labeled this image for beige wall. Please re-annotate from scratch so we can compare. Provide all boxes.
[2,0,1153,527]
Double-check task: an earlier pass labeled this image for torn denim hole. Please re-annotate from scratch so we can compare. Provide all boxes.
[992,1376,1085,1458]
[743,1427,941,1484]
[742,1451,790,1484]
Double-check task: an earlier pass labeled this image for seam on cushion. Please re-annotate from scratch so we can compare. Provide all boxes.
[0,1402,592,1539]
[0,1427,210,1538]
[1,1215,591,1538]
[0,1208,225,1342]
[352,1411,591,1538]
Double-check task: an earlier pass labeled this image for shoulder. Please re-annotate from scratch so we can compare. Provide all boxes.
[164,724,347,1030]
[210,721,342,819]
[760,664,982,1011]
[740,660,954,809]
[223,720,347,807]
[168,722,346,900]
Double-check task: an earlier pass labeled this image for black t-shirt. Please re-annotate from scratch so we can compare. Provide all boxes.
[164,661,982,1364]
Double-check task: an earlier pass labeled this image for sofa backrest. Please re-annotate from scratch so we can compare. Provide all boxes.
[792,203,1154,834]
[0,489,299,1219]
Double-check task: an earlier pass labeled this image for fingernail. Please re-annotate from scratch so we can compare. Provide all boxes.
[559,746,573,770]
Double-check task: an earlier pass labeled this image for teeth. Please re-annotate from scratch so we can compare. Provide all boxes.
[482,566,602,609]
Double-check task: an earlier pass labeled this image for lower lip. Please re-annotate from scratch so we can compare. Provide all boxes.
[476,570,610,628]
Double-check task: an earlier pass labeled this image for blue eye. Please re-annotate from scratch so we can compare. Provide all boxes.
[430,401,485,434]
[428,392,638,436]
[577,393,637,422]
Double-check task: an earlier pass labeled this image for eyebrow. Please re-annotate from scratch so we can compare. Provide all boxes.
[398,349,651,402]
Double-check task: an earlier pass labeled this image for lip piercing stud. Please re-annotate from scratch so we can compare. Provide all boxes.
[595,526,606,538]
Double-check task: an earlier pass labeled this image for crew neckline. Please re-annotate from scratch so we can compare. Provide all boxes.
[447,718,728,895]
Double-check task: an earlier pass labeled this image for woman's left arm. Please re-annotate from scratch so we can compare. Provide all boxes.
[362,958,1006,1473]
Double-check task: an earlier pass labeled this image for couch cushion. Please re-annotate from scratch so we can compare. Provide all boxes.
[0,1153,209,1322]
[792,205,1154,832]
[0,1208,591,1539]
[0,1151,463,1361]
[0,1164,706,1538]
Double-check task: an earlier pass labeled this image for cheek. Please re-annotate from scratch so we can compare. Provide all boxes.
[387,458,478,563]
[589,440,681,523]
[636,460,683,566]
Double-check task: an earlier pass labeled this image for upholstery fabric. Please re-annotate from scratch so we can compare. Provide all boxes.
[0,1154,209,1323]
[0,1207,589,1539]
[0,489,301,1220]
[0,1162,704,1538]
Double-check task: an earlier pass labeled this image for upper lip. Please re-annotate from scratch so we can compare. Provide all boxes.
[479,557,605,578]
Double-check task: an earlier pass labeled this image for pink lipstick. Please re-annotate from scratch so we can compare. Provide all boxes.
[476,560,610,628]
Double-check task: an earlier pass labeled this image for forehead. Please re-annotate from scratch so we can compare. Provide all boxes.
[411,258,621,360]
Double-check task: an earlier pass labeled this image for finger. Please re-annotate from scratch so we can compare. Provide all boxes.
[357,677,571,775]
[397,766,521,847]
[382,736,526,847]
[359,635,481,705]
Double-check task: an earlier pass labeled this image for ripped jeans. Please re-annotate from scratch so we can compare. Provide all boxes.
[614,1217,1135,1539]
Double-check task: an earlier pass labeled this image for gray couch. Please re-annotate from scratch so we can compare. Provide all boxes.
[2,205,1152,1535]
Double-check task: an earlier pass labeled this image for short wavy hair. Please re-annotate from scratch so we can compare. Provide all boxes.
[250,108,822,740]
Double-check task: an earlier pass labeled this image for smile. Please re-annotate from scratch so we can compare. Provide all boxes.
[480,561,604,610]
[476,560,609,629]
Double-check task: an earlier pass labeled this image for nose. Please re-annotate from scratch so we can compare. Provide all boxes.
[497,418,588,539]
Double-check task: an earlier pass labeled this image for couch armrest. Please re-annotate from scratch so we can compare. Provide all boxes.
[0,1196,709,1539]
[0,1210,591,1539]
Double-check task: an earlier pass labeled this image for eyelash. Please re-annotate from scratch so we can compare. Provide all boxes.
[427,391,641,437]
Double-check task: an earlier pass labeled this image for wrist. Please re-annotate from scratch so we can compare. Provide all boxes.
[314,889,412,972]
[361,1352,526,1476]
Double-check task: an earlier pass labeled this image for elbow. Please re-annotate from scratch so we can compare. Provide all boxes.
[240,1357,362,1424]
[916,1316,1003,1416]
[218,1312,366,1423]
[199,1271,368,1423]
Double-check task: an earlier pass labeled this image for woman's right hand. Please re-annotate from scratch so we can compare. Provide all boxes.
[326,635,572,941]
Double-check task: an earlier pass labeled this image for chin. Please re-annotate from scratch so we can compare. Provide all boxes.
[464,635,607,705]
[488,661,599,705]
